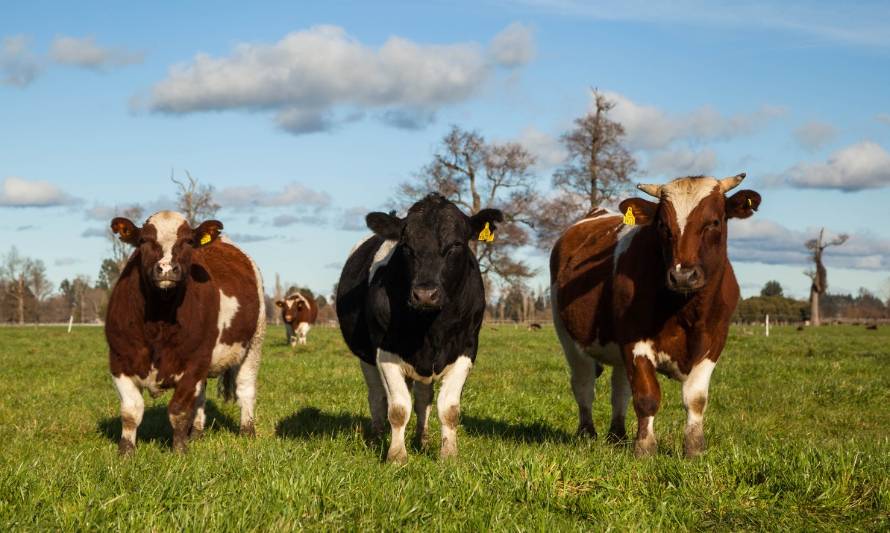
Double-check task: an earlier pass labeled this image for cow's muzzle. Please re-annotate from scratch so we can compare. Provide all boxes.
[152,262,183,289]
[666,265,705,293]
[409,284,443,311]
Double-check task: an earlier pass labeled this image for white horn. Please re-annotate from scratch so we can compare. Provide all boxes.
[636,183,662,198]
[719,172,746,193]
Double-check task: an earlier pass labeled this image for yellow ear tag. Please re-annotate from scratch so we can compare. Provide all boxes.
[478,222,495,242]
[747,198,752,208]
[200,233,212,246]
[623,207,636,226]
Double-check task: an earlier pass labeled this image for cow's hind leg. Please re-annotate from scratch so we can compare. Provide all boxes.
[412,381,433,448]
[360,360,388,435]
[437,356,473,459]
[607,363,631,442]
[682,359,715,457]
[113,374,144,456]
[377,350,412,464]
[235,342,262,437]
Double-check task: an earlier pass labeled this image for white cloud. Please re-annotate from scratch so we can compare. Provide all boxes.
[227,233,277,243]
[144,24,531,134]
[516,126,567,170]
[0,176,77,207]
[217,182,331,209]
[272,213,327,227]
[876,113,890,126]
[730,217,890,271]
[645,147,717,177]
[489,22,535,68]
[50,35,143,70]
[1,35,41,87]
[603,91,786,150]
[793,120,837,151]
[785,141,890,191]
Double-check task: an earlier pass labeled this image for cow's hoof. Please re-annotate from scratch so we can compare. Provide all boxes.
[633,436,657,458]
[414,430,430,449]
[684,430,706,458]
[240,423,256,438]
[439,445,458,460]
[118,439,135,456]
[386,447,408,465]
[172,439,188,454]
[577,423,597,439]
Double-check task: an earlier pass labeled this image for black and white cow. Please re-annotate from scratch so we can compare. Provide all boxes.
[336,194,503,463]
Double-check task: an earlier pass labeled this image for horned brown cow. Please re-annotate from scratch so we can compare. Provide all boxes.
[275,292,318,346]
[105,211,266,455]
[550,174,760,457]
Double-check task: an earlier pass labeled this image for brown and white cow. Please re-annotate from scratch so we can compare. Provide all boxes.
[275,292,318,346]
[550,174,760,457]
[105,211,266,454]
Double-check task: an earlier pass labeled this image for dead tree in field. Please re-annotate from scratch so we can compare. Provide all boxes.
[171,170,220,226]
[805,228,848,326]
[535,89,637,248]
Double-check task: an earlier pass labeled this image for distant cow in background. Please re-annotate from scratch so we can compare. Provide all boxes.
[551,174,760,457]
[105,211,266,455]
[276,292,318,346]
[336,193,503,463]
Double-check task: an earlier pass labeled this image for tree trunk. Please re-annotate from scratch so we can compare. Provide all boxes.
[810,286,820,326]
[17,275,25,324]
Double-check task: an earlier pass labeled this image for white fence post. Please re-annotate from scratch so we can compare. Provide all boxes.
[67,315,74,334]
[765,314,770,337]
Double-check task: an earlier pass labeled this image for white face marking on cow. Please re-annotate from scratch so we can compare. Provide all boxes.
[145,211,188,287]
[661,177,719,237]
[369,239,398,285]
[675,263,681,272]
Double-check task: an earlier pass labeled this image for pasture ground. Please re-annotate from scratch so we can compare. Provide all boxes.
[0,324,888,531]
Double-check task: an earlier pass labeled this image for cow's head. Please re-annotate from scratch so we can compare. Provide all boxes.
[365,194,503,311]
[111,211,222,291]
[275,294,308,323]
[619,173,760,294]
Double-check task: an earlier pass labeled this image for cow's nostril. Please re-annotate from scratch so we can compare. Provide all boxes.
[170,264,181,276]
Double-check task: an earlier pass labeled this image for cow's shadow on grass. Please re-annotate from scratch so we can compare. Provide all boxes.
[461,415,573,444]
[275,407,375,441]
[97,399,239,447]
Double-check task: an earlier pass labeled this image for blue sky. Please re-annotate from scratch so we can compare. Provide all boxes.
[2,0,889,300]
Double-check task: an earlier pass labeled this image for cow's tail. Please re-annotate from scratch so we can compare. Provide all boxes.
[218,366,238,402]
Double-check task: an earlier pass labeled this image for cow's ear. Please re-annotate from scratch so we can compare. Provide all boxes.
[275,300,285,308]
[110,217,141,246]
[726,190,761,219]
[618,198,658,226]
[366,212,402,240]
[193,220,223,246]
[469,208,504,240]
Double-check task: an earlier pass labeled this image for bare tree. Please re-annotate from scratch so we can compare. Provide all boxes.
[396,125,539,286]
[535,90,637,248]
[804,228,848,326]
[171,170,220,225]
[1,247,27,324]
[27,259,51,322]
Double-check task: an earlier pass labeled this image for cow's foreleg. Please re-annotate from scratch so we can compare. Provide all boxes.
[360,360,388,435]
[682,359,715,457]
[168,376,201,453]
[412,381,433,448]
[607,363,631,442]
[437,355,473,459]
[112,374,144,456]
[191,379,207,440]
[628,341,661,457]
[377,350,412,464]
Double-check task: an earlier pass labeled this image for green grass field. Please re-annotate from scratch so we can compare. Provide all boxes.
[1,324,888,531]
